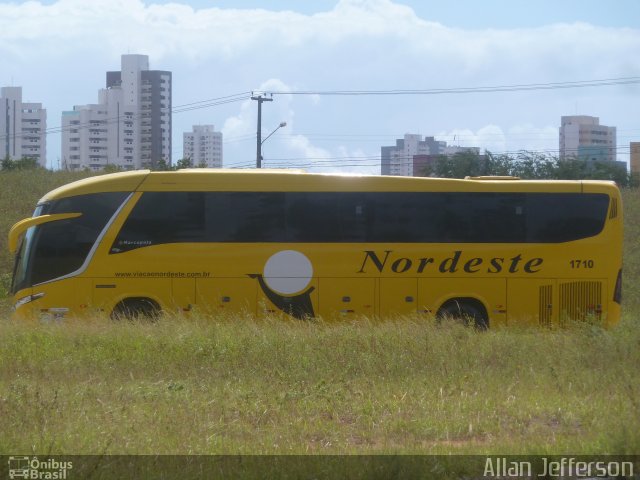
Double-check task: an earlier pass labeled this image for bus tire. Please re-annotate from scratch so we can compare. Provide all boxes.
[111,298,160,321]
[436,298,489,330]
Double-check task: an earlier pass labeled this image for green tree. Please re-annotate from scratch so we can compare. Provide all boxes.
[154,158,171,171]
[510,152,557,179]
[1,154,14,170]
[430,151,490,178]
[485,152,513,176]
[421,150,634,185]
[555,158,589,180]
[3,156,41,171]
[590,160,630,186]
[174,157,193,170]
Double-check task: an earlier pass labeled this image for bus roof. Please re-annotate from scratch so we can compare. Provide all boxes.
[39,170,150,203]
[38,169,619,202]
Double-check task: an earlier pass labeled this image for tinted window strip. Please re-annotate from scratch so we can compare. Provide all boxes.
[111,191,609,252]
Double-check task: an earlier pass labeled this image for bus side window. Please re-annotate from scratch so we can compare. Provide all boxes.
[205,192,286,242]
[285,192,367,242]
[525,193,609,242]
[112,192,205,253]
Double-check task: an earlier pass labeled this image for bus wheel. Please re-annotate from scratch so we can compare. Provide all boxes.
[111,298,160,322]
[436,299,489,330]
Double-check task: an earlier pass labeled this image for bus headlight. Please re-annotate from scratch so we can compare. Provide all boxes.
[13,292,45,310]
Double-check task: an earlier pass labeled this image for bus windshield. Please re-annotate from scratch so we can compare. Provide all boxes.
[10,192,129,294]
[11,223,37,295]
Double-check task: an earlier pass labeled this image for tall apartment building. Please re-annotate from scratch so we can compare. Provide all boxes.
[183,125,223,167]
[62,54,171,171]
[631,142,640,178]
[381,134,447,176]
[0,86,47,167]
[559,115,616,163]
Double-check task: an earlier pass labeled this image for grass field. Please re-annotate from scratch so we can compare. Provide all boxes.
[1,315,639,456]
[0,170,639,458]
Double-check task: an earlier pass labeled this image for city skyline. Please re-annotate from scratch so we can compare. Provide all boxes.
[61,54,172,171]
[1,0,639,172]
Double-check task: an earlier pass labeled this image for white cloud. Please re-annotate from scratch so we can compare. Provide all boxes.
[2,0,638,74]
[436,126,506,154]
[506,124,558,154]
[221,99,254,139]
[436,123,561,155]
[285,135,332,161]
[1,0,638,169]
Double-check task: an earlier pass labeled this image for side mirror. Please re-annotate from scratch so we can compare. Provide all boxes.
[8,213,82,254]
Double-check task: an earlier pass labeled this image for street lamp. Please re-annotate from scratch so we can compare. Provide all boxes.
[258,121,287,168]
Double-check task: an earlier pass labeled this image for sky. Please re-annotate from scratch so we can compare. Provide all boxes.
[1,0,639,172]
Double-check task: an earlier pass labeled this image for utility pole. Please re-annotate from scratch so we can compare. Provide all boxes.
[251,94,273,168]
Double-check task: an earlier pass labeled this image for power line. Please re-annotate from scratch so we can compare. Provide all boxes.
[5,76,638,143]
[172,92,251,110]
[260,76,640,97]
[172,93,250,113]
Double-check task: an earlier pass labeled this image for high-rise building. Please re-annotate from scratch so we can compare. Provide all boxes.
[559,115,616,163]
[183,125,223,168]
[631,142,640,179]
[381,134,447,176]
[62,54,171,171]
[0,86,47,167]
[380,134,479,176]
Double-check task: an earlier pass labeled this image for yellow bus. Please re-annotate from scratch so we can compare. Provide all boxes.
[8,169,623,327]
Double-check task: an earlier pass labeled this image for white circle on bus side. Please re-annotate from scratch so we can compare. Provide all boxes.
[263,250,313,295]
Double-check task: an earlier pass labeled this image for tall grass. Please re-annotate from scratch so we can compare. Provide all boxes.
[622,187,640,311]
[0,314,638,455]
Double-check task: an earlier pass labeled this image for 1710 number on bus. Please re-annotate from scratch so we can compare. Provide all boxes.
[570,259,594,269]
